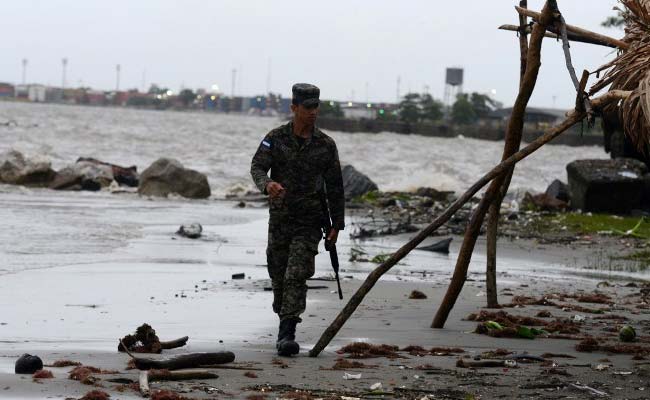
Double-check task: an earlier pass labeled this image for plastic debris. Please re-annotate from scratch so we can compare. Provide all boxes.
[573,315,585,322]
[370,382,382,391]
[343,373,362,380]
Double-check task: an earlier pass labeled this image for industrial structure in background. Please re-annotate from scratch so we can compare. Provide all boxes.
[444,67,464,110]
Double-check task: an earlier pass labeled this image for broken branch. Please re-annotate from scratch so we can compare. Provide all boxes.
[515,6,629,50]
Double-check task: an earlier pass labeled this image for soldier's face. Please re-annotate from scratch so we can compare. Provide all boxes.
[292,103,319,125]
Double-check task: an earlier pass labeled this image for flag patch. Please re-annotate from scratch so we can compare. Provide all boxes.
[262,140,271,148]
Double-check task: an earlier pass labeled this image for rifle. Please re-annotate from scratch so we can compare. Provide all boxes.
[320,193,343,300]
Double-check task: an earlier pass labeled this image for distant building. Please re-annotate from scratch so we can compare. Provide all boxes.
[486,107,568,129]
[45,87,64,103]
[28,85,47,102]
[342,102,376,120]
[0,82,14,98]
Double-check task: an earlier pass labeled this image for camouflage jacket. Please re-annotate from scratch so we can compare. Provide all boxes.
[250,121,345,229]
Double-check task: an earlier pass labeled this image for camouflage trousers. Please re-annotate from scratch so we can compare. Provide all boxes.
[266,222,322,322]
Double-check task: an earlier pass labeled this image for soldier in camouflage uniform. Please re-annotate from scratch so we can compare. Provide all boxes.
[250,83,345,356]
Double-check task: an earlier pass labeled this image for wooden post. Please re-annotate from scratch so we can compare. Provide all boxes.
[485,0,529,309]
[431,1,557,329]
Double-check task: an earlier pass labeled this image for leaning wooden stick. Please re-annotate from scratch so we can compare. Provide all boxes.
[308,89,630,357]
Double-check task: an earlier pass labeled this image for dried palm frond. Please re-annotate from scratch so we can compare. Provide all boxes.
[592,0,650,152]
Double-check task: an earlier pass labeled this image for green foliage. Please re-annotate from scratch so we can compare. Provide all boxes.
[147,84,169,95]
[397,92,444,123]
[370,253,392,264]
[319,102,344,118]
[420,94,444,121]
[602,15,625,28]
[560,214,650,238]
[398,93,422,123]
[354,190,381,204]
[451,93,477,125]
[470,92,497,118]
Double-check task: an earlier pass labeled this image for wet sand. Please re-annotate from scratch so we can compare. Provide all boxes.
[1,192,649,399]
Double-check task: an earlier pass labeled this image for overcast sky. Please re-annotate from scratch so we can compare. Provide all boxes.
[0,0,620,108]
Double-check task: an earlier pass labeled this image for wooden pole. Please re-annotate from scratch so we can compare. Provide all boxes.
[485,0,530,309]
[432,1,557,329]
[307,89,631,357]
[514,6,629,50]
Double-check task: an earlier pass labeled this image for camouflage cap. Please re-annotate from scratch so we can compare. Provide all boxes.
[292,83,320,106]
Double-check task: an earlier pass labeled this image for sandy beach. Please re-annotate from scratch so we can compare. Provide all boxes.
[2,186,650,399]
[1,103,649,399]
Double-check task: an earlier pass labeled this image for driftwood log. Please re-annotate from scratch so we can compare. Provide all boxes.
[138,369,219,397]
[132,352,235,371]
[307,89,632,357]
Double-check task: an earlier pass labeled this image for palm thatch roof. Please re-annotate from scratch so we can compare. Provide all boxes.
[591,0,650,153]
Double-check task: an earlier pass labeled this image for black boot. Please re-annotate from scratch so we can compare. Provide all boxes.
[276,318,300,356]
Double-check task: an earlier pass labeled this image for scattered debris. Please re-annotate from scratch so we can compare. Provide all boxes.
[46,360,82,367]
[408,290,427,299]
[342,373,361,380]
[176,223,203,239]
[575,338,600,352]
[416,238,453,254]
[331,359,376,370]
[541,353,576,359]
[456,359,516,368]
[337,342,400,359]
[150,389,193,400]
[118,323,188,354]
[244,371,258,378]
[32,370,54,379]
[232,273,246,280]
[78,390,111,400]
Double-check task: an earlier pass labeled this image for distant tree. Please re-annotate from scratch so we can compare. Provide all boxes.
[470,92,498,118]
[602,8,625,28]
[319,101,344,118]
[451,93,477,125]
[398,93,422,123]
[178,89,197,107]
[147,84,169,95]
[419,94,444,122]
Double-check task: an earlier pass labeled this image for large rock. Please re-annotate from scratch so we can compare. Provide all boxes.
[138,158,210,199]
[545,179,570,203]
[0,150,56,187]
[50,160,114,191]
[77,157,139,187]
[567,158,647,213]
[342,164,378,200]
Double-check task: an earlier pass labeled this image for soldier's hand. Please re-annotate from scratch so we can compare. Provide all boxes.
[266,182,285,198]
[327,228,339,244]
